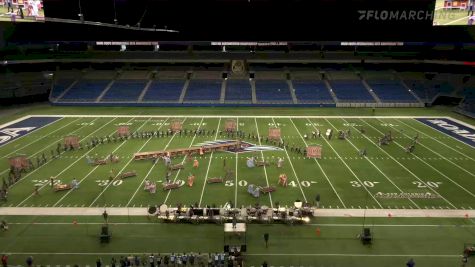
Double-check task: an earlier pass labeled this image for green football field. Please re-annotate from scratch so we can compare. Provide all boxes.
[434,0,472,25]
[0,105,474,266]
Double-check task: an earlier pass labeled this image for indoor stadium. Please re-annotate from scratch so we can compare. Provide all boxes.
[0,0,475,266]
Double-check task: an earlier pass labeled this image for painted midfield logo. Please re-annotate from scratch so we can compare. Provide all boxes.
[195,140,283,154]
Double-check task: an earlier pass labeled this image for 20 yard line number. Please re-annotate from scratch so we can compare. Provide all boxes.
[225,180,316,188]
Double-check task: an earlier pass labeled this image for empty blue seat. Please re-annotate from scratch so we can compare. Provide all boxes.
[143,80,184,102]
[61,80,109,101]
[330,80,374,102]
[368,80,417,103]
[225,80,252,102]
[101,80,147,102]
[255,80,292,102]
[292,80,334,103]
[184,79,221,101]
[51,79,74,99]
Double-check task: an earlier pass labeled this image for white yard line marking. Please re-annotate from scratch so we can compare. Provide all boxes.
[443,15,469,25]
[125,118,173,207]
[254,118,274,209]
[357,118,458,208]
[1,118,80,159]
[15,117,118,207]
[398,119,475,163]
[289,118,347,208]
[59,117,160,207]
[235,117,239,207]
[325,118,420,209]
[0,118,98,177]
[163,118,205,205]
[305,118,383,208]
[384,119,475,178]
[372,118,475,198]
[89,118,154,207]
[198,118,222,207]
[271,117,307,203]
[0,252,461,258]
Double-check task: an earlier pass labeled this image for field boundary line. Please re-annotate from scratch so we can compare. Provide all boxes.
[325,118,420,209]
[0,115,32,129]
[55,117,144,207]
[289,118,347,208]
[88,118,154,207]
[125,118,173,207]
[1,117,79,159]
[254,118,274,209]
[198,118,222,207]
[369,118,475,199]
[271,117,307,203]
[15,118,118,207]
[356,118,460,208]
[303,118,384,208]
[163,118,205,205]
[0,207,474,217]
[26,115,473,120]
[382,118,475,177]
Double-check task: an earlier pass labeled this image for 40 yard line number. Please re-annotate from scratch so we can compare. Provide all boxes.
[225,180,316,188]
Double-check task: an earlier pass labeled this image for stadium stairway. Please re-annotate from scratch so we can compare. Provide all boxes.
[138,79,153,102]
[287,79,298,104]
[54,80,78,102]
[361,79,382,103]
[179,77,190,104]
[250,79,257,104]
[95,79,117,103]
[220,78,227,104]
[399,79,424,103]
[323,79,339,103]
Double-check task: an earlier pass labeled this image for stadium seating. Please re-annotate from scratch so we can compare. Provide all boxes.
[255,80,292,103]
[184,79,222,102]
[292,80,334,103]
[50,79,75,99]
[101,80,147,102]
[225,79,252,102]
[367,80,418,103]
[60,80,110,101]
[405,80,455,103]
[142,80,185,102]
[329,80,375,102]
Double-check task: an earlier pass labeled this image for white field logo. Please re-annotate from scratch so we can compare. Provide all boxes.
[428,119,475,143]
[195,140,283,154]
[0,127,36,145]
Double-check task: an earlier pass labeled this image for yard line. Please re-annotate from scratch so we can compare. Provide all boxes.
[370,119,475,198]
[163,118,205,205]
[289,118,347,208]
[1,118,81,159]
[325,118,420,209]
[355,118,458,208]
[396,118,475,163]
[61,117,162,207]
[235,117,239,207]
[198,118,222,207]
[15,117,119,207]
[304,118,383,208]
[0,118,98,177]
[254,118,274,209]
[382,119,475,178]
[89,118,154,207]
[443,15,469,25]
[0,252,461,258]
[125,118,176,207]
[271,117,307,203]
